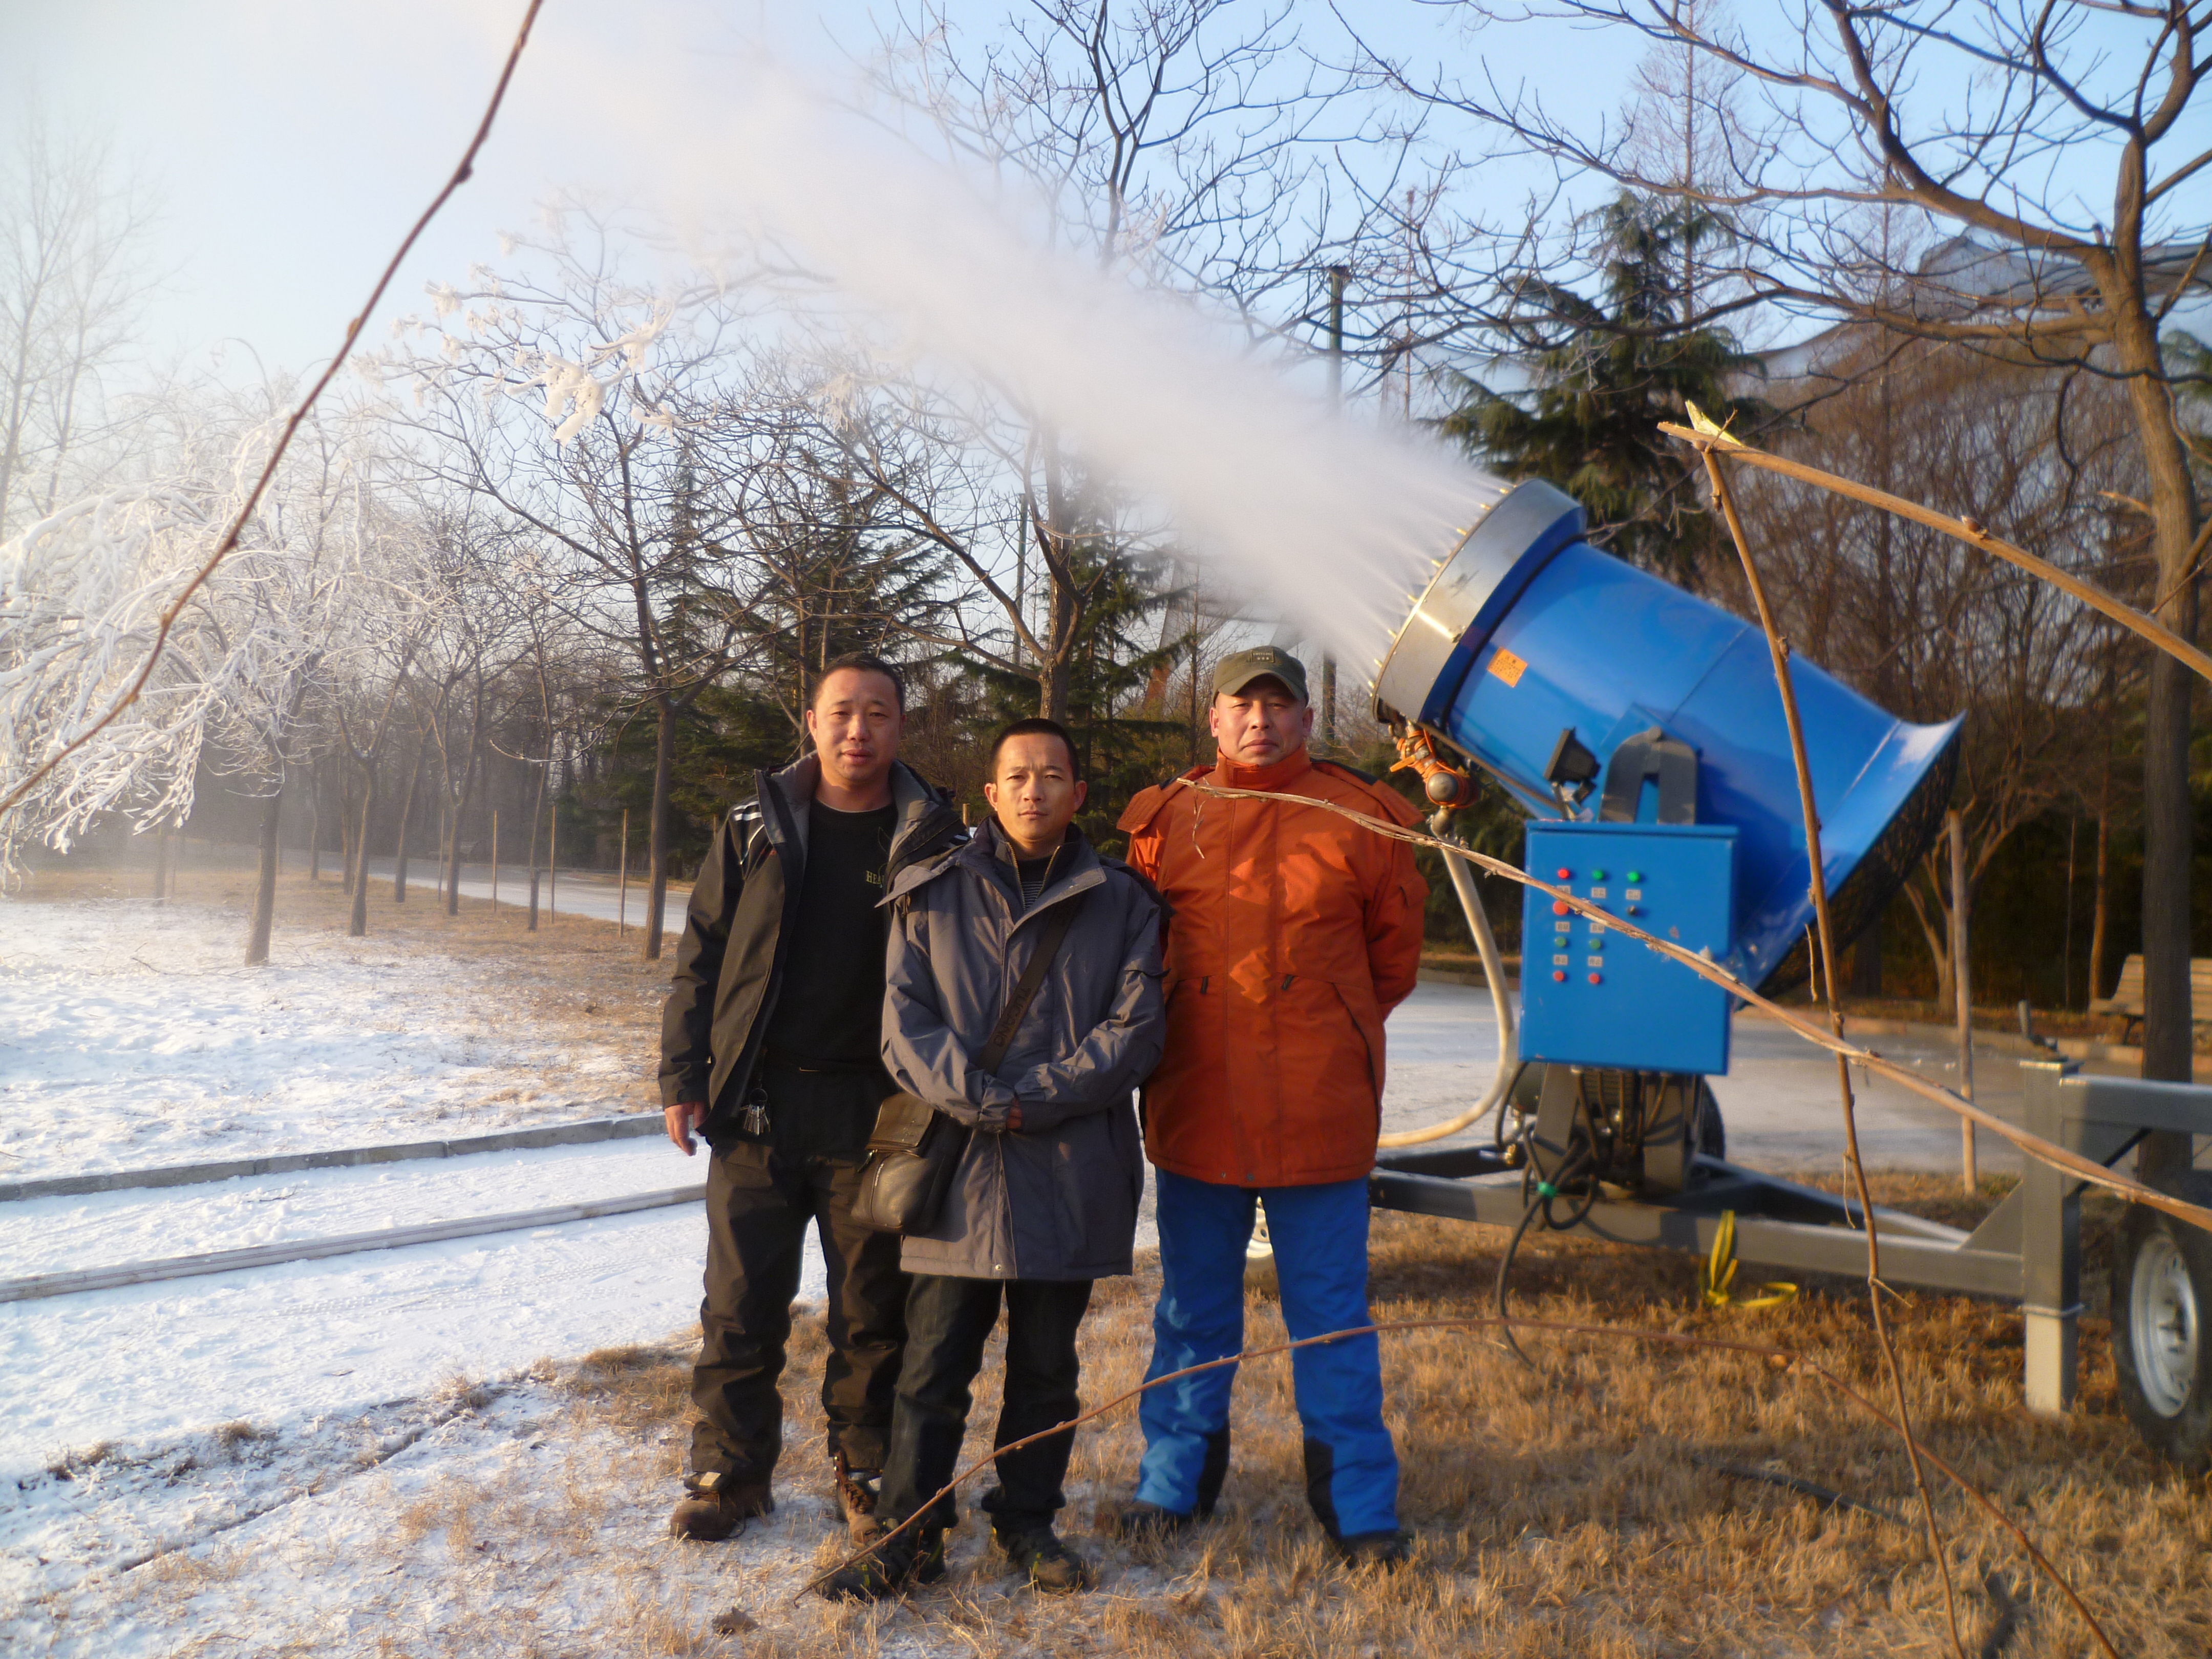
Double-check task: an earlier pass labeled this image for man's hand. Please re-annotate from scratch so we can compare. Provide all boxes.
[667,1100,709,1156]
[1006,1104,1024,1133]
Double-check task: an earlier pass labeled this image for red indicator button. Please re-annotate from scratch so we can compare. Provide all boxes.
[1552,970,1567,983]
[1555,867,1572,880]
[1587,972,1603,985]
[1551,900,1570,916]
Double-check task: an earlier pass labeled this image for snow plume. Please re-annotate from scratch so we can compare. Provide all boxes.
[568,48,1508,683]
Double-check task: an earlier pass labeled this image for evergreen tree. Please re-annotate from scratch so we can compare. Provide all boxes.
[1439,194,1767,585]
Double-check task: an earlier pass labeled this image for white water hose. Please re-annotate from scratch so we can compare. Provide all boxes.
[1375,811,1519,1148]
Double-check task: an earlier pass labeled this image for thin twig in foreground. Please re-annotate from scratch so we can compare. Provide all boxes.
[0,0,546,823]
[1661,420,2212,684]
[1704,448,1963,1657]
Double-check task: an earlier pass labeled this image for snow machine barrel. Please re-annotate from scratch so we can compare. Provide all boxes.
[1373,478,1960,1001]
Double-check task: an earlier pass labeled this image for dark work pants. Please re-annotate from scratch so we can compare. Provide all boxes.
[878,1274,1094,1537]
[688,1142,909,1484]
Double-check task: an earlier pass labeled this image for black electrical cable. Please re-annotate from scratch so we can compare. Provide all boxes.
[1495,1139,1594,1370]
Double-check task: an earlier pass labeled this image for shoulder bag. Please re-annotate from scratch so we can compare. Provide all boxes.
[854,890,1087,1235]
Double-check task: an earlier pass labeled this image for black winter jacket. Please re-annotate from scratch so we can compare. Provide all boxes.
[658,755,962,1147]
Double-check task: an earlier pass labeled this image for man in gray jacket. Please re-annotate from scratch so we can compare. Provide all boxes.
[820,717,1165,1601]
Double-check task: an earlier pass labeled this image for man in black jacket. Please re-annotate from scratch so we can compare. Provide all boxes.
[661,653,962,1544]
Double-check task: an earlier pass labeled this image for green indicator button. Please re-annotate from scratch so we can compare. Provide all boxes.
[1590,868,1607,880]
[1626,869,1643,882]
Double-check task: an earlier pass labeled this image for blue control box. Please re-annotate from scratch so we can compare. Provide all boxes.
[1519,822,1737,1076]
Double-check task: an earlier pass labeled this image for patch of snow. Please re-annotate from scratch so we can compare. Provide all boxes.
[0,897,657,1181]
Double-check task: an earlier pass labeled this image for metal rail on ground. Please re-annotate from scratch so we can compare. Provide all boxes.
[0,1182,705,1304]
[0,1113,664,1204]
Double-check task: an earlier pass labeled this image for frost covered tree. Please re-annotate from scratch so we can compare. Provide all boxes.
[0,116,158,538]
[0,396,401,962]
[377,210,758,959]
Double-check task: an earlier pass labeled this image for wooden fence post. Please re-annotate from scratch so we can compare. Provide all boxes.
[618,808,629,936]
[490,810,499,913]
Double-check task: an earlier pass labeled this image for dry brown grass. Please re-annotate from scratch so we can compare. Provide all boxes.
[507,1183,2212,1657]
[63,1194,2207,1657]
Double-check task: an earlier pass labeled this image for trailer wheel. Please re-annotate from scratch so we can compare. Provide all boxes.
[2113,1174,2212,1474]
[1693,1080,1726,1160]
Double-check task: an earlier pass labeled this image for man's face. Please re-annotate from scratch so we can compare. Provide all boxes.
[985,733,1087,852]
[803,669,903,792]
[1209,678,1313,767]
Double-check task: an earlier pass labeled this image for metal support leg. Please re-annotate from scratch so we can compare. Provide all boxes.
[2019,1061,2082,1417]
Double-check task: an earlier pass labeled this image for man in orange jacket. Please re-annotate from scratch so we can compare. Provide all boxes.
[1114,646,1428,1565]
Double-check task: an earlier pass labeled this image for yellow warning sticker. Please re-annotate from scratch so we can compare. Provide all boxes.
[1487,646,1527,687]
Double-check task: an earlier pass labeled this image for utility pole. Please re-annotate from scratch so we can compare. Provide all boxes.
[1321,264,1349,757]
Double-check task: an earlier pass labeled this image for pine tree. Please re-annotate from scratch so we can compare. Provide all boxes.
[1440,195,1766,585]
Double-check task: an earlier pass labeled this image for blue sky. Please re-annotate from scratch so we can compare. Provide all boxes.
[15,2,2191,390]
[4,1,1649,382]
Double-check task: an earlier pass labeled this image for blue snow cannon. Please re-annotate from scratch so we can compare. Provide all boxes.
[1373,478,1960,1029]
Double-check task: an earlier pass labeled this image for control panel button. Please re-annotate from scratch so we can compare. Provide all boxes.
[1587,972,1603,985]
[1551,900,1570,916]
[1590,868,1607,880]
[1626,869,1642,882]
[1551,970,1567,983]
[1555,867,1572,880]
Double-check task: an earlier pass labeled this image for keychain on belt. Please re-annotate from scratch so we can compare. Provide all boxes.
[741,1086,771,1137]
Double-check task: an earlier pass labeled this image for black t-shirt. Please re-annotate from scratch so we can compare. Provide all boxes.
[768,800,898,1072]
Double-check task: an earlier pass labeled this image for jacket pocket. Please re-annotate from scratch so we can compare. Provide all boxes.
[1269,976,1381,1176]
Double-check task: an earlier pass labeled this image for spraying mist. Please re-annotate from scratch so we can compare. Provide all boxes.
[533,38,1512,693]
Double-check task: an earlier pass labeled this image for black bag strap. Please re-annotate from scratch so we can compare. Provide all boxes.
[976,890,1087,1075]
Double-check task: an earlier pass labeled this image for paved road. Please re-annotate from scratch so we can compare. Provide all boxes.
[358,858,691,930]
[1380,980,2062,1177]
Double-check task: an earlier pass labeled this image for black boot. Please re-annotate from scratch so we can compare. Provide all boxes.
[815,1525,947,1603]
[995,1525,1095,1593]
[1334,1528,1413,1570]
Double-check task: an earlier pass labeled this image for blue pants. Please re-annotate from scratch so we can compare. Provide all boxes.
[1135,1169,1398,1539]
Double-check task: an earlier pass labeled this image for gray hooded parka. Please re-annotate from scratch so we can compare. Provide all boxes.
[881,822,1165,1281]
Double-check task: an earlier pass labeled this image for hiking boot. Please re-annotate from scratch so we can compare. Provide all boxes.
[815,1526,947,1603]
[1111,1499,1194,1542]
[1334,1528,1413,1570]
[669,1471,775,1541]
[833,1450,884,1546]
[995,1526,1096,1594]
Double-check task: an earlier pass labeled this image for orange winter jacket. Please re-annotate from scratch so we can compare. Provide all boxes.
[1117,749,1429,1188]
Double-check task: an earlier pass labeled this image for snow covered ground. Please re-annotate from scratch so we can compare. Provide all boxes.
[0,894,660,1181]
[1,894,2056,1656]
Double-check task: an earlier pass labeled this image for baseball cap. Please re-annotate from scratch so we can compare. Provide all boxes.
[1211,645,1309,703]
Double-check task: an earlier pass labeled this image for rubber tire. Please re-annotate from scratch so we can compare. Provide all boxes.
[2112,1172,2212,1475]
[1693,1080,1726,1161]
